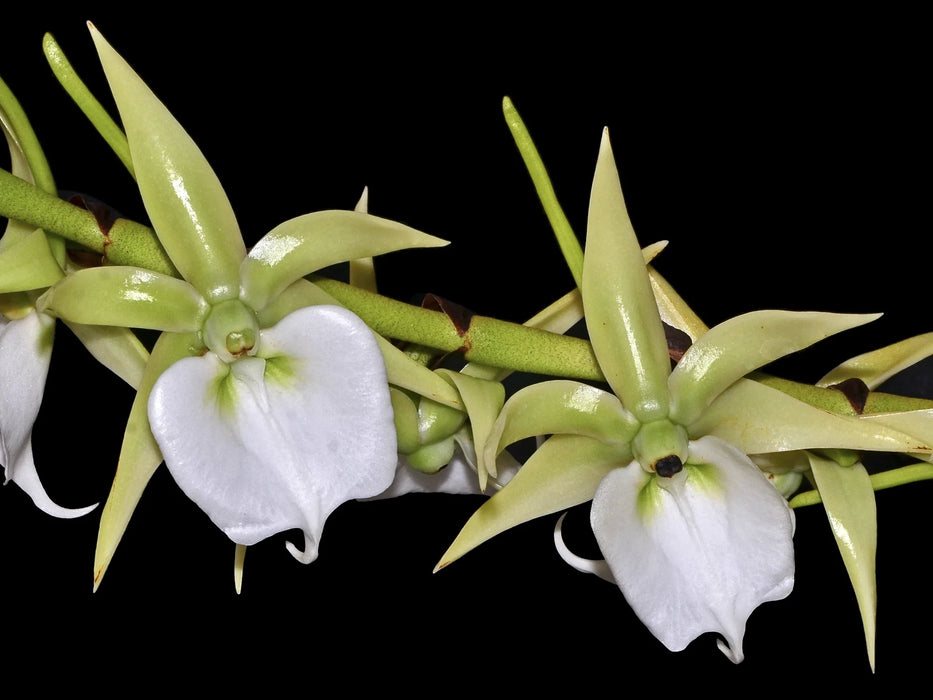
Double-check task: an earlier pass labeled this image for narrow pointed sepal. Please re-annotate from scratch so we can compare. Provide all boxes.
[591,435,795,662]
[807,452,877,671]
[89,23,245,302]
[583,128,671,422]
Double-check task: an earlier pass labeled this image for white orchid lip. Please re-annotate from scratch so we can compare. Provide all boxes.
[592,436,795,663]
[148,304,398,562]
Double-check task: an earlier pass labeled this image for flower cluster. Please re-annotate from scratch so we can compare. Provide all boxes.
[2,23,932,670]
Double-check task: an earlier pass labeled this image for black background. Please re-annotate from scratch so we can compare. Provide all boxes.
[1,5,929,693]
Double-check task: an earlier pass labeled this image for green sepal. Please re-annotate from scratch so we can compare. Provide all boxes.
[93,330,202,590]
[38,266,208,332]
[435,433,627,571]
[690,377,931,455]
[668,310,881,427]
[0,228,64,293]
[240,210,448,312]
[90,25,246,302]
[583,129,671,422]
[808,452,878,671]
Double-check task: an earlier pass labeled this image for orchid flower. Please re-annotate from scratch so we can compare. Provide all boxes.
[436,128,928,662]
[37,25,448,570]
[1,73,146,518]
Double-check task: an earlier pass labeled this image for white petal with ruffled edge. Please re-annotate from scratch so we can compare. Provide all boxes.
[590,434,795,662]
[148,305,397,562]
[0,311,97,517]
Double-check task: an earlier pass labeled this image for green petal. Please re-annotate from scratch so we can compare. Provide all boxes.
[807,452,877,671]
[240,210,448,312]
[38,266,208,332]
[669,310,880,426]
[93,330,201,590]
[583,129,670,422]
[435,434,627,571]
[90,25,245,302]
[485,379,639,471]
[818,332,933,390]
[690,378,930,455]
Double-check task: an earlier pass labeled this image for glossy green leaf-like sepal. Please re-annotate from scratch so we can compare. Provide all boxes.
[240,210,448,312]
[583,129,670,422]
[90,24,245,302]
[93,330,200,589]
[807,452,877,671]
[668,310,881,427]
[38,266,208,332]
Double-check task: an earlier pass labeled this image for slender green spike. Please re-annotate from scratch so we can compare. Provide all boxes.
[43,33,134,178]
[0,75,56,195]
[503,95,583,287]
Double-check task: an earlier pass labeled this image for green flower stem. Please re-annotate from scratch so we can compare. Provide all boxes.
[310,275,603,380]
[0,167,176,274]
[789,461,933,508]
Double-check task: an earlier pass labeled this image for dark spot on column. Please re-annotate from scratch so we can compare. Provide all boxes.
[655,455,683,478]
